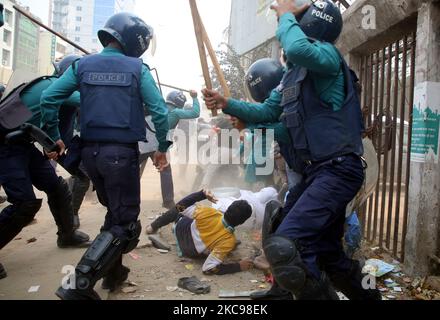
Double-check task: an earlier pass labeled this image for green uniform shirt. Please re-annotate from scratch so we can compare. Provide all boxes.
[20,77,79,129]
[167,98,200,130]
[40,47,171,153]
[224,12,345,124]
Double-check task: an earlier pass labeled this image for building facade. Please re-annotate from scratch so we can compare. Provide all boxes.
[0,0,17,84]
[38,30,67,76]
[228,0,280,70]
[51,0,136,54]
[13,8,40,74]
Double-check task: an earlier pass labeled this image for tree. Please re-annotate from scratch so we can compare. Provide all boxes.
[210,43,247,100]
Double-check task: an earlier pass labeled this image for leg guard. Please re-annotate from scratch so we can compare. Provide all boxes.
[121,220,142,254]
[327,260,382,300]
[0,199,42,250]
[262,200,284,246]
[55,221,141,300]
[263,235,307,297]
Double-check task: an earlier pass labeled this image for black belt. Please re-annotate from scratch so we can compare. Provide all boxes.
[83,141,138,149]
[305,153,361,169]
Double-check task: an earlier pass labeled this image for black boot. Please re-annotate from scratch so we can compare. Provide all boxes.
[297,273,340,300]
[101,256,130,292]
[0,263,7,280]
[57,230,90,248]
[327,260,382,300]
[250,281,292,300]
[47,177,90,248]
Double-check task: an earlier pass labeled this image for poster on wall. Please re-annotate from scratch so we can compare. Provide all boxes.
[410,81,440,164]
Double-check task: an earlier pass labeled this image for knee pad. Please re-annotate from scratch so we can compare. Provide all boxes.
[264,236,307,296]
[122,221,142,254]
[262,200,284,246]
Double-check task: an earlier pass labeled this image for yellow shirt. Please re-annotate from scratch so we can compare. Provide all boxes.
[193,206,236,272]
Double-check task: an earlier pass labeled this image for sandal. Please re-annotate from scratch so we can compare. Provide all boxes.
[178,276,210,295]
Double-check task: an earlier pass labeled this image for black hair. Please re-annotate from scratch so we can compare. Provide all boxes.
[224,200,252,227]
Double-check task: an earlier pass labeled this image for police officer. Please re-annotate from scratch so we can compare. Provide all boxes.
[203,0,380,300]
[0,59,91,280]
[40,12,171,300]
[166,90,200,130]
[54,54,91,229]
[158,90,200,208]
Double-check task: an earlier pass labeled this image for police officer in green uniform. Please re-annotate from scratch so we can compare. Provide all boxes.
[203,0,380,300]
[0,59,91,280]
[166,90,200,130]
[40,13,171,300]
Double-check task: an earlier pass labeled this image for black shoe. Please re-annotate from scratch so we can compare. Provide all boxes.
[0,263,7,280]
[57,230,91,248]
[73,214,80,230]
[55,286,101,300]
[327,260,382,301]
[298,273,340,300]
[250,286,293,300]
[162,201,176,210]
[101,265,130,292]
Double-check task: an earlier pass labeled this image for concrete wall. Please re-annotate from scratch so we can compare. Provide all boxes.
[404,1,440,276]
[228,0,277,56]
[337,0,421,56]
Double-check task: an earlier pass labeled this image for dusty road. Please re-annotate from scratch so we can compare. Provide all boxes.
[0,164,267,300]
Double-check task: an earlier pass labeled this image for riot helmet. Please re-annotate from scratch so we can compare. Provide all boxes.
[245,58,284,103]
[166,91,187,109]
[98,12,154,58]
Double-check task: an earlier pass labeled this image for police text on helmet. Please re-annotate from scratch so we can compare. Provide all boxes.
[311,9,334,23]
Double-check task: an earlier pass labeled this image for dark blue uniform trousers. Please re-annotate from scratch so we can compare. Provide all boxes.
[276,154,364,280]
[81,144,140,238]
[0,144,60,224]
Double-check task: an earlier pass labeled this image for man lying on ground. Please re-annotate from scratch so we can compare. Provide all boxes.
[146,190,254,275]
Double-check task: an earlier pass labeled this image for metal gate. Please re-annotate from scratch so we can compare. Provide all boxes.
[358,31,417,261]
